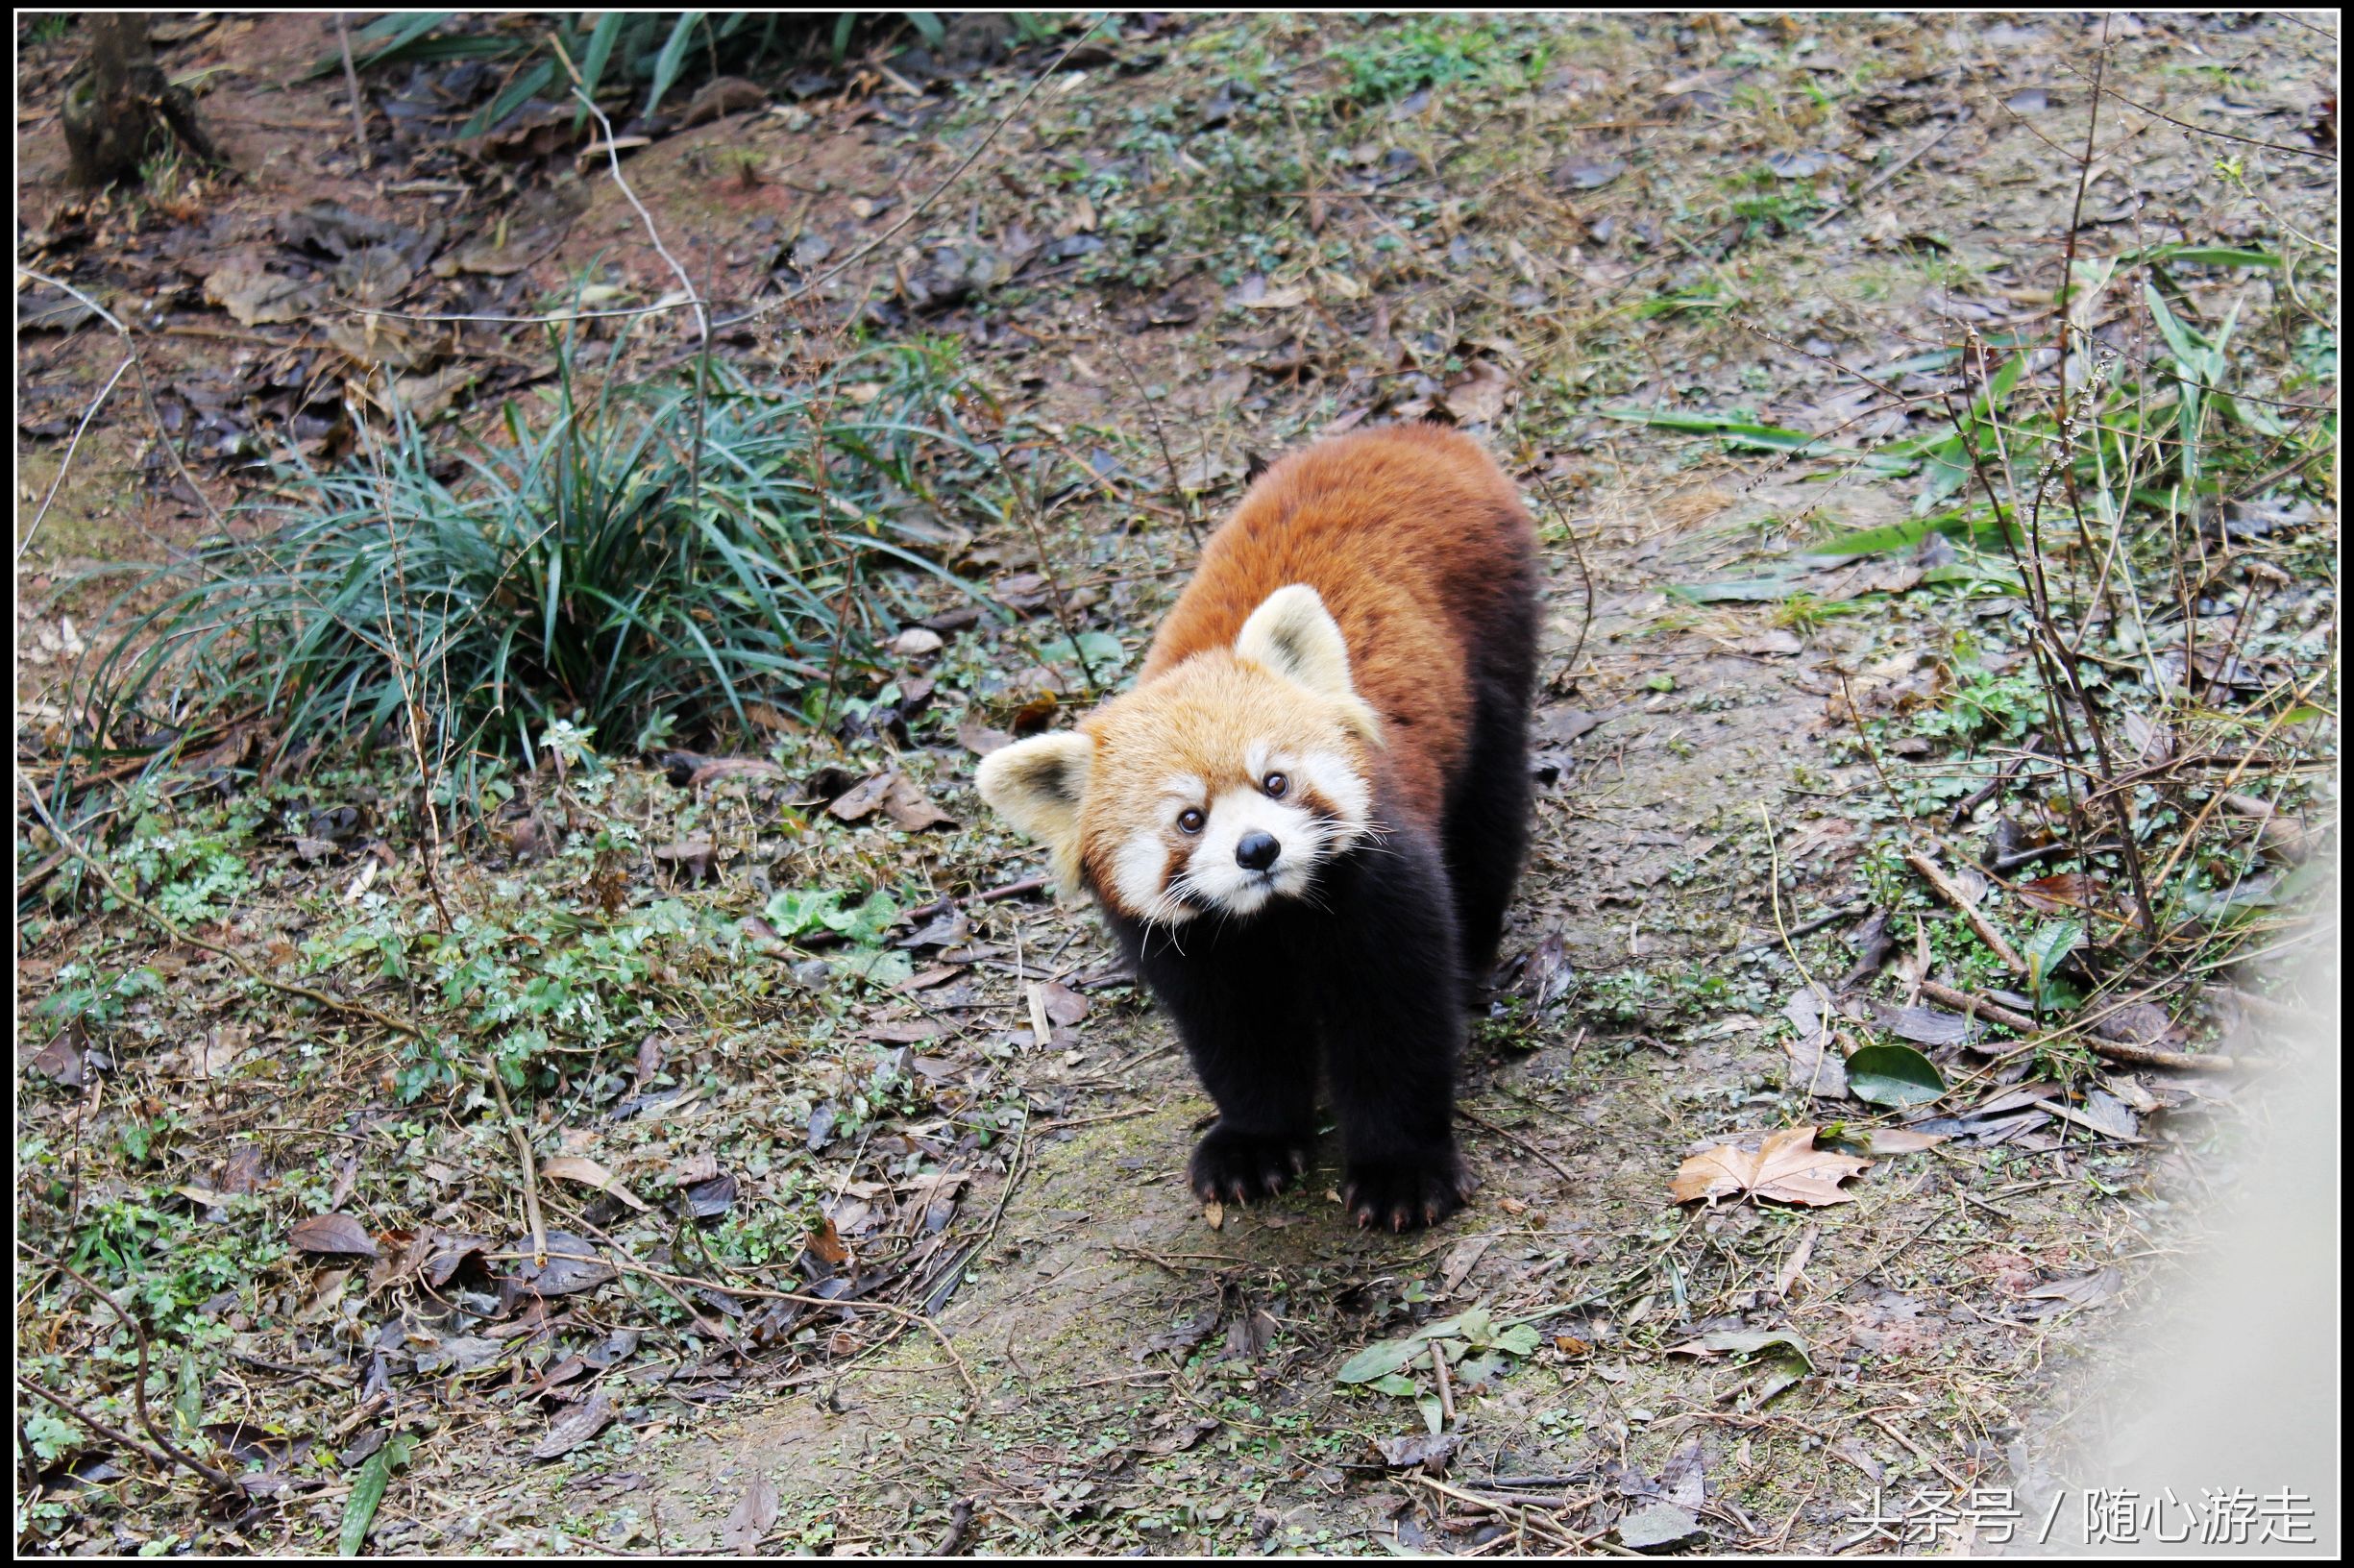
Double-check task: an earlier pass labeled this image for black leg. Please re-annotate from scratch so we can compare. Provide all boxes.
[1312,826,1472,1231]
[1123,922,1320,1205]
[1443,648,1538,988]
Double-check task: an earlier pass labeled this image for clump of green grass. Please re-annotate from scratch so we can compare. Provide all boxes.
[1327,16,1532,107]
[84,336,996,778]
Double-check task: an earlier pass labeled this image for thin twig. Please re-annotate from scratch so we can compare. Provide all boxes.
[479,1246,984,1407]
[723,17,1107,335]
[1916,979,2238,1072]
[16,266,231,537]
[1006,449,1102,696]
[14,1377,202,1488]
[20,355,134,562]
[1094,313,1203,545]
[335,13,371,169]
[485,1063,548,1267]
[19,1248,237,1492]
[552,37,708,350]
[1523,457,1596,689]
[1904,850,2026,973]
[2062,61,2337,162]
[358,20,1108,336]
[1804,116,1964,232]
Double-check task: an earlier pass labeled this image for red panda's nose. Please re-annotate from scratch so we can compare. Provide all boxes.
[1236,831,1281,871]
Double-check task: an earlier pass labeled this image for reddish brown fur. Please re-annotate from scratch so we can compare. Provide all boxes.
[1141,423,1536,827]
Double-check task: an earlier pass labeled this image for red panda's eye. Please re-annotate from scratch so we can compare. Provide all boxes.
[1177,808,1205,834]
[1263,772,1288,798]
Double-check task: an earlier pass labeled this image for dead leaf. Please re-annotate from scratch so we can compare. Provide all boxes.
[30,1033,86,1087]
[289,1213,380,1258]
[1142,1416,1220,1455]
[1440,360,1510,425]
[1672,1126,1871,1208]
[1873,1002,1974,1046]
[652,839,717,882]
[504,1231,615,1296]
[893,626,944,657]
[204,261,324,326]
[879,774,956,831]
[723,1474,779,1552]
[217,1145,269,1195]
[1775,1225,1819,1299]
[1616,1502,1702,1549]
[1781,991,1849,1099]
[957,715,1013,756]
[539,1156,650,1213]
[2017,872,2097,914]
[1852,1127,1949,1156]
[1372,1432,1459,1471]
[2121,708,2173,766]
[421,1233,495,1288]
[827,772,895,822]
[2025,1266,2122,1311]
[804,1217,850,1267]
[1237,281,1310,309]
[530,1390,616,1460]
[681,1173,738,1220]
[1038,981,1090,1026]
[680,75,769,127]
[1438,1235,1493,1294]
[411,1330,506,1375]
[673,753,787,788]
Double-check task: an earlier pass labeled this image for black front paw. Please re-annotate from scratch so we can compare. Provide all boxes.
[1342,1150,1471,1232]
[1190,1123,1312,1204]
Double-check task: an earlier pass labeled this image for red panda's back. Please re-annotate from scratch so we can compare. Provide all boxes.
[1143,424,1537,824]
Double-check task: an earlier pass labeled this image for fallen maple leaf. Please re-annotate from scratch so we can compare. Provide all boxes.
[1672,1126,1870,1208]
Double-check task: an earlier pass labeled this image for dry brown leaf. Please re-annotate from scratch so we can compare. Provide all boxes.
[1038,981,1091,1026]
[827,772,895,822]
[879,774,956,831]
[804,1217,850,1267]
[1440,360,1510,424]
[288,1213,380,1257]
[539,1156,650,1213]
[2016,872,2097,914]
[530,1390,616,1460]
[723,1474,780,1553]
[1672,1126,1870,1208]
[957,715,1013,756]
[1855,1127,1949,1155]
[204,260,324,325]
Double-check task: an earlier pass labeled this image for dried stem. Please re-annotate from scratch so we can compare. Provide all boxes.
[20,1248,238,1493]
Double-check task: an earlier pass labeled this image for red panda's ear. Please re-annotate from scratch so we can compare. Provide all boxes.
[975,731,1093,887]
[1236,584,1354,697]
[1236,585,1385,746]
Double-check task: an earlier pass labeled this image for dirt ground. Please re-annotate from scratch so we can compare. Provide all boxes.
[14,12,2338,1557]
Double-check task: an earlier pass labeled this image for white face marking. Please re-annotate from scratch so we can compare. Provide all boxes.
[1110,775,1205,925]
[1112,825,1177,923]
[1105,749,1375,927]
[1184,785,1326,917]
[1295,748,1372,836]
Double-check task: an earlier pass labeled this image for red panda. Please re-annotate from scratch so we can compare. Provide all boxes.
[977,423,1540,1230]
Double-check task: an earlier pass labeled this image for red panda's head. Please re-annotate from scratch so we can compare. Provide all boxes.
[976,585,1384,926]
